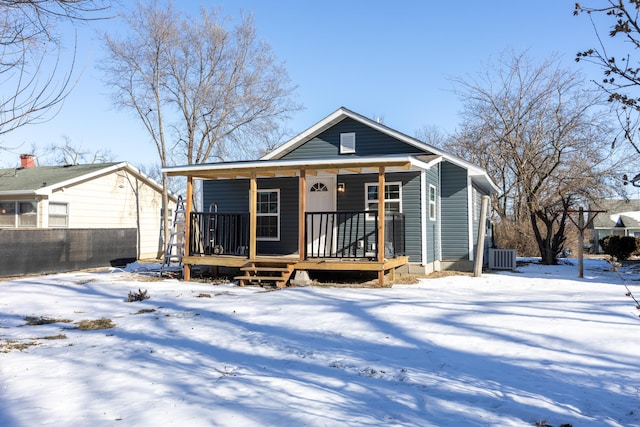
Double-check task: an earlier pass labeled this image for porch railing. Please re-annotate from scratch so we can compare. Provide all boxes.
[189,212,250,256]
[305,211,405,259]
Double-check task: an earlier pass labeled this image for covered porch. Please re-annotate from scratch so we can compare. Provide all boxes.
[163,155,434,286]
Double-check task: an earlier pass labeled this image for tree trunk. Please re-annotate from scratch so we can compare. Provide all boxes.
[531,211,558,265]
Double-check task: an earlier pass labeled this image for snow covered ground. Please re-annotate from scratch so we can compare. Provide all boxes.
[1,258,639,427]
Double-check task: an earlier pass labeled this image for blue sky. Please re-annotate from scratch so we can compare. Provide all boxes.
[2,1,605,168]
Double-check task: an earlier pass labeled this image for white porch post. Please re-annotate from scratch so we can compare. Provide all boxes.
[299,169,306,261]
[183,176,193,281]
[377,167,386,286]
[249,173,257,259]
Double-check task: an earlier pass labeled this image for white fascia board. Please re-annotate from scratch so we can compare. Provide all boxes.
[163,155,420,175]
[0,190,38,196]
[409,156,443,170]
[261,108,347,160]
[120,162,178,200]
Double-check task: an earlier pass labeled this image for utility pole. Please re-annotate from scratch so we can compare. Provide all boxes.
[566,208,605,278]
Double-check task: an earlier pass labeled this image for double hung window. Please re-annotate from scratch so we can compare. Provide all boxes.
[256,189,279,240]
[365,182,401,218]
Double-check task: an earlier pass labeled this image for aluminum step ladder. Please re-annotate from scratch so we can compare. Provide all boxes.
[161,196,186,273]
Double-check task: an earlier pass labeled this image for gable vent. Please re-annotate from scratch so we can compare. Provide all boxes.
[340,132,356,154]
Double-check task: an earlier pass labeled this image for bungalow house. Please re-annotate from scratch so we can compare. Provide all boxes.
[163,107,499,286]
[0,158,176,276]
[589,198,640,252]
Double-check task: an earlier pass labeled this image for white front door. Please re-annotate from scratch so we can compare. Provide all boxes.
[306,176,336,257]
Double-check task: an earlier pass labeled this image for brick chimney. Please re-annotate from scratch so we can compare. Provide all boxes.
[20,154,35,168]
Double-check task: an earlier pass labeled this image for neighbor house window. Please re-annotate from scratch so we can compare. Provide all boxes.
[18,201,37,227]
[365,182,401,219]
[0,201,16,227]
[0,201,37,227]
[257,189,279,240]
[49,202,69,227]
[340,132,356,154]
[429,184,437,221]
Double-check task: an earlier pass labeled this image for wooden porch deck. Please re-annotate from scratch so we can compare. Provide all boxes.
[182,254,410,287]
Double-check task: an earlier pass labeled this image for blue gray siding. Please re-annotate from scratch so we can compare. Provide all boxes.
[281,118,428,160]
[440,162,470,260]
[203,177,299,255]
[337,171,422,262]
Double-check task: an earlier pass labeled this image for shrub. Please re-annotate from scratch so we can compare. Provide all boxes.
[599,235,638,260]
[127,289,150,302]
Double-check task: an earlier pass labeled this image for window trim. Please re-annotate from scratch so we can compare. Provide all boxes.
[256,188,280,241]
[48,201,69,228]
[340,132,356,154]
[364,181,402,219]
[429,184,437,221]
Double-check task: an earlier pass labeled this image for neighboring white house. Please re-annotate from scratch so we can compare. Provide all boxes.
[589,199,640,253]
[0,156,177,259]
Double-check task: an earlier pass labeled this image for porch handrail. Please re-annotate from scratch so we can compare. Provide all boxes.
[305,211,405,259]
[189,212,250,257]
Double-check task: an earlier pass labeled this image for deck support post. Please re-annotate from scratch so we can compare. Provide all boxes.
[249,173,257,260]
[377,167,386,286]
[184,176,193,281]
[299,169,306,262]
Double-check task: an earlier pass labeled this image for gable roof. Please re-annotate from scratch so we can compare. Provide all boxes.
[261,107,498,193]
[0,162,173,198]
[590,199,640,229]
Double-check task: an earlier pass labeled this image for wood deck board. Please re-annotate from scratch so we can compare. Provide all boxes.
[184,255,409,272]
[234,275,286,281]
[241,267,291,272]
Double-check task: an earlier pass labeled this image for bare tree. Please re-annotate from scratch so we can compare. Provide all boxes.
[575,1,640,155]
[101,1,301,245]
[41,135,114,165]
[414,124,448,149]
[0,1,110,141]
[448,51,618,264]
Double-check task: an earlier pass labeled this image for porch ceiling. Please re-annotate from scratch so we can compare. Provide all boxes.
[163,155,438,180]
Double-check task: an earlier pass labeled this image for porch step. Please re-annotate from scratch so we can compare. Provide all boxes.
[240,266,291,273]
[235,261,295,288]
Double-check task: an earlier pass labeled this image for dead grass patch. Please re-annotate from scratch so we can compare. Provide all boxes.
[1,334,67,353]
[74,318,115,330]
[0,340,38,352]
[134,308,156,315]
[421,270,473,279]
[24,316,72,326]
[137,275,165,282]
[41,334,67,340]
